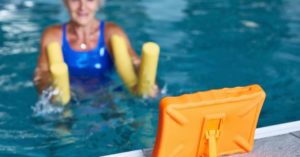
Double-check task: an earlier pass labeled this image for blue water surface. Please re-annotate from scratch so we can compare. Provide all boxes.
[0,0,300,156]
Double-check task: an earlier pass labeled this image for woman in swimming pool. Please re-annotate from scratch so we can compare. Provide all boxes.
[34,0,155,96]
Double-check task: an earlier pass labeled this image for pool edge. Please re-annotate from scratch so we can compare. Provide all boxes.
[101,120,300,157]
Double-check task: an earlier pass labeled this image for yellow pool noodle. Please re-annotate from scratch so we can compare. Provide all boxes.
[137,42,160,95]
[47,42,70,105]
[47,42,64,65]
[111,35,138,91]
[50,63,70,105]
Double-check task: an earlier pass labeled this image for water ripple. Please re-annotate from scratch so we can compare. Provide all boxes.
[1,81,33,92]
[139,0,187,22]
[0,73,16,86]
[274,52,300,63]
[0,130,45,139]
[0,145,17,153]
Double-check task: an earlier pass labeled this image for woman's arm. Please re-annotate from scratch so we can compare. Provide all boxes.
[104,22,141,70]
[104,22,159,97]
[33,25,61,94]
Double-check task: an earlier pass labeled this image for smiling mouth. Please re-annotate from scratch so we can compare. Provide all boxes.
[77,12,89,17]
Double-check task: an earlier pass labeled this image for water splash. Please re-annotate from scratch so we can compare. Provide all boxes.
[32,87,64,117]
[160,84,168,95]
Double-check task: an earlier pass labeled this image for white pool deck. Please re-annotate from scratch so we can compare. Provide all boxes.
[102,120,300,157]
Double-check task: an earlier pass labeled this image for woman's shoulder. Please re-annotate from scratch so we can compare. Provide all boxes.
[104,22,126,38]
[43,24,62,37]
[41,24,63,45]
[105,21,125,32]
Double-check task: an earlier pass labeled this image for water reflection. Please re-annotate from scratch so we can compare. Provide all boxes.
[0,2,40,56]
[139,0,188,48]
[281,0,300,45]
[140,0,187,22]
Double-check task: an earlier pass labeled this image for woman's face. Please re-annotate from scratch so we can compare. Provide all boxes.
[64,0,100,26]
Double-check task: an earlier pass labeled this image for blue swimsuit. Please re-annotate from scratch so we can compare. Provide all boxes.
[62,21,113,80]
[61,21,113,92]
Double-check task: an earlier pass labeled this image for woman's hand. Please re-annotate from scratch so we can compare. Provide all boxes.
[148,84,159,98]
[33,67,52,94]
[132,83,159,98]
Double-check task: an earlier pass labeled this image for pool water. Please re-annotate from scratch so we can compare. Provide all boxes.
[0,0,300,156]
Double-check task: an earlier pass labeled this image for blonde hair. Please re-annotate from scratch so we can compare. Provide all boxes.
[63,0,105,8]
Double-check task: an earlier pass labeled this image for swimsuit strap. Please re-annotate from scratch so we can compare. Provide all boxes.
[62,23,68,48]
[99,21,105,47]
